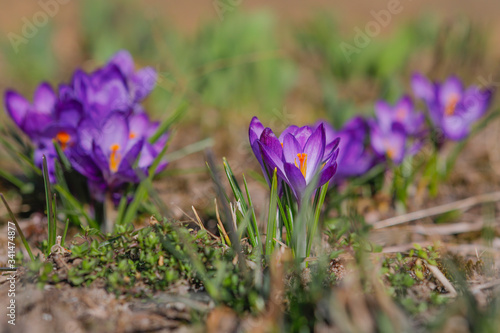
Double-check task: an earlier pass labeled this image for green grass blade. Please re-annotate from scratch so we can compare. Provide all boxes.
[149,100,187,144]
[53,141,72,170]
[61,218,70,248]
[53,161,83,227]
[16,151,42,176]
[54,184,98,229]
[42,156,56,250]
[121,138,170,226]
[265,168,279,255]
[162,138,214,164]
[276,195,292,246]
[0,169,26,190]
[243,174,261,248]
[223,158,247,207]
[0,193,35,261]
[306,181,329,257]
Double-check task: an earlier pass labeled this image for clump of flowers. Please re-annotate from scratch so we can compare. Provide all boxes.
[247,117,340,257]
[249,117,339,204]
[411,73,492,141]
[4,50,169,202]
[369,95,425,165]
[314,74,493,184]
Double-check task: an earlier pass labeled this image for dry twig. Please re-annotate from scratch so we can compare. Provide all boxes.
[374,191,500,229]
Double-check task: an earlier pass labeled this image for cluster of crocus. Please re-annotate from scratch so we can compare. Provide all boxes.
[368,95,426,165]
[411,73,492,141]
[4,50,169,202]
[249,117,339,204]
[250,74,492,186]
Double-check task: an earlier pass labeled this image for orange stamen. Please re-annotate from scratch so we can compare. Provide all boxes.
[387,148,396,160]
[445,95,459,116]
[384,139,396,161]
[109,144,121,172]
[396,108,406,121]
[55,131,71,150]
[294,153,308,178]
[129,132,136,139]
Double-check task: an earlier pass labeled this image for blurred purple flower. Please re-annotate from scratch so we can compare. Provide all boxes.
[70,112,168,202]
[411,73,492,140]
[369,120,408,165]
[315,117,378,181]
[369,94,429,165]
[5,82,55,139]
[249,117,339,203]
[4,83,84,181]
[3,50,168,200]
[63,50,157,123]
[374,95,425,136]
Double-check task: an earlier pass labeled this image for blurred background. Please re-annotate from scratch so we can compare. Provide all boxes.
[1,0,500,218]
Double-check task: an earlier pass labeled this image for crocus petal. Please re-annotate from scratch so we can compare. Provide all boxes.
[282,134,303,165]
[396,96,413,115]
[249,116,265,146]
[314,120,337,145]
[69,150,103,182]
[324,137,341,160]
[99,113,129,156]
[409,112,426,135]
[109,50,135,76]
[411,73,435,103]
[438,76,464,108]
[118,139,145,180]
[284,162,306,201]
[388,123,407,164]
[77,118,100,153]
[319,161,337,188]
[441,115,469,140]
[258,141,286,181]
[278,125,299,142]
[395,95,414,127]
[91,142,110,176]
[33,140,58,183]
[56,99,83,127]
[22,113,53,138]
[133,67,157,102]
[71,69,90,102]
[260,128,282,158]
[127,112,150,149]
[293,126,313,149]
[374,100,393,132]
[4,91,30,129]
[303,124,325,182]
[461,86,491,121]
[33,82,56,115]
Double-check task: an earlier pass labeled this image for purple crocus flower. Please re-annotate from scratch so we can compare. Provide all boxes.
[70,113,168,200]
[69,112,168,202]
[369,95,428,165]
[66,50,157,123]
[4,83,84,181]
[411,73,492,141]
[249,117,339,203]
[109,50,158,105]
[5,82,56,140]
[374,95,425,136]
[4,50,167,204]
[315,117,377,181]
[369,120,408,165]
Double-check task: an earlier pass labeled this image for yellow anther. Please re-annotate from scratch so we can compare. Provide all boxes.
[109,144,121,172]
